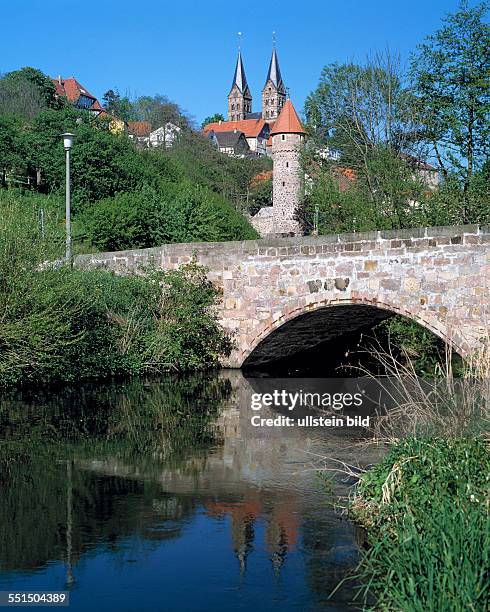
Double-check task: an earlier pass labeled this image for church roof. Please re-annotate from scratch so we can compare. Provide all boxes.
[204,118,269,138]
[230,51,249,94]
[264,48,285,90]
[270,99,306,135]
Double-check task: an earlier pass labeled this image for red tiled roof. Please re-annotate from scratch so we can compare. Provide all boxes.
[127,121,151,137]
[203,118,268,138]
[270,99,306,135]
[52,77,97,103]
[52,76,102,113]
[91,99,103,111]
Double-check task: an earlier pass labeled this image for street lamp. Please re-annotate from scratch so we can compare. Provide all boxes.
[61,133,75,264]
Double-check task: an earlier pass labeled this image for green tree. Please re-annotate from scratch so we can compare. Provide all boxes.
[0,116,26,187]
[0,67,63,116]
[132,94,191,129]
[410,2,489,188]
[23,108,156,206]
[102,89,135,122]
[79,181,258,251]
[201,113,225,128]
[304,53,426,233]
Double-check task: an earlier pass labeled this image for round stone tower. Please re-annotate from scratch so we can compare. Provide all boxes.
[250,99,306,237]
[270,99,306,235]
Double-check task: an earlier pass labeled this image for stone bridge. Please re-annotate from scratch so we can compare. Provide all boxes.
[75,225,490,368]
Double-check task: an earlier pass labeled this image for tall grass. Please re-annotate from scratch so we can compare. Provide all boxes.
[362,332,490,439]
[350,437,489,611]
[332,332,490,609]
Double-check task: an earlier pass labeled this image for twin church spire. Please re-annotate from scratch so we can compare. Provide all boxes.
[228,46,286,122]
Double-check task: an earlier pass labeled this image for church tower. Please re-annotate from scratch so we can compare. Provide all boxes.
[228,51,252,121]
[262,47,286,121]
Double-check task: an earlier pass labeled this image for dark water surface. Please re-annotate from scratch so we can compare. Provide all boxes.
[0,372,383,611]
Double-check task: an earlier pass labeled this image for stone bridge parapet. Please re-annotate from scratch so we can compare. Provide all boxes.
[75,225,490,367]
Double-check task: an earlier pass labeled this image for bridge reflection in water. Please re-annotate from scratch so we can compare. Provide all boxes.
[0,372,383,611]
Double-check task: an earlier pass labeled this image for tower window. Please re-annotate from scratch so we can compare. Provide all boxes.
[286,162,289,168]
[282,181,285,186]
[281,134,285,141]
[232,104,235,110]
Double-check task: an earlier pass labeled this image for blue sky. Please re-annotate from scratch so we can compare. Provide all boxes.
[1,0,464,125]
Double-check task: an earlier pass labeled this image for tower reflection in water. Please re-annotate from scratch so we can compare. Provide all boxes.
[0,371,382,610]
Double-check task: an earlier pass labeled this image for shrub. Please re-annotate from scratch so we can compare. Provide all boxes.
[0,191,232,387]
[79,181,258,252]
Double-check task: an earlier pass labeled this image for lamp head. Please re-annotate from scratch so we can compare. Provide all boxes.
[61,132,75,150]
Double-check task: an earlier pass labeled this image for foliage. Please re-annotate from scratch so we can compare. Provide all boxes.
[131,94,191,129]
[0,192,232,387]
[0,66,260,247]
[373,316,449,377]
[202,113,225,128]
[248,175,273,215]
[167,130,272,211]
[351,437,490,611]
[0,67,63,118]
[419,165,490,226]
[303,53,430,233]
[79,182,258,251]
[102,88,135,122]
[0,115,28,187]
[410,1,490,193]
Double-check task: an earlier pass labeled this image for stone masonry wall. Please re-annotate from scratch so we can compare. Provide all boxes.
[252,133,304,237]
[75,225,490,368]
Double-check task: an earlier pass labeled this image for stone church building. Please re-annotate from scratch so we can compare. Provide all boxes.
[228,47,286,122]
[205,47,306,238]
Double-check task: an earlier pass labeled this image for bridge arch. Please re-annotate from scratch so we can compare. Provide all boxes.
[239,294,469,369]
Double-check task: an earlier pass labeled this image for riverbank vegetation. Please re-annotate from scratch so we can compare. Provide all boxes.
[351,437,489,611]
[0,191,232,388]
[334,338,490,610]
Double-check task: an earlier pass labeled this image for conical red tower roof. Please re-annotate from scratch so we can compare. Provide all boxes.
[270,99,306,135]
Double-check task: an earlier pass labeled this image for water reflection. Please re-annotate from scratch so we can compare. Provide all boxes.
[0,372,383,611]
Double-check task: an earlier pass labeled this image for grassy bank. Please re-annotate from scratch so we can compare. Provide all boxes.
[0,191,232,388]
[351,437,490,611]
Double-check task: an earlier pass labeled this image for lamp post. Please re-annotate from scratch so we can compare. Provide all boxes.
[61,133,75,264]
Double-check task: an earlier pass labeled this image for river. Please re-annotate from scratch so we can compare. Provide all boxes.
[0,371,385,611]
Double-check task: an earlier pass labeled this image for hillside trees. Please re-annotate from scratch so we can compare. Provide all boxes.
[304,52,426,233]
[202,113,225,128]
[0,67,63,118]
[410,0,490,222]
